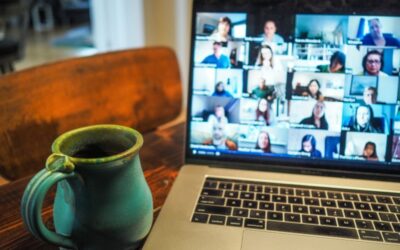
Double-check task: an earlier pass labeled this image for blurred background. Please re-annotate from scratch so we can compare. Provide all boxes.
[0,0,192,105]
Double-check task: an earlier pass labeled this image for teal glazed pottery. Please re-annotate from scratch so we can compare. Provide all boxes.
[21,125,153,249]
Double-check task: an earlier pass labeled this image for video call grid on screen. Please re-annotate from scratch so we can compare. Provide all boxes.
[189,9,400,166]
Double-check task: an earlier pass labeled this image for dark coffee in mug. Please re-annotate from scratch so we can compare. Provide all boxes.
[72,142,128,158]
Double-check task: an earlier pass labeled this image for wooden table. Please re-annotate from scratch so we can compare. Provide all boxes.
[0,122,185,249]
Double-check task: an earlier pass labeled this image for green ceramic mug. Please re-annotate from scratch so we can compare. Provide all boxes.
[21,125,153,249]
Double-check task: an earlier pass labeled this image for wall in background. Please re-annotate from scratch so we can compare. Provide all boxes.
[144,0,193,109]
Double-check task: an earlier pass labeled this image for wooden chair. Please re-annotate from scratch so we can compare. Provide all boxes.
[0,47,182,180]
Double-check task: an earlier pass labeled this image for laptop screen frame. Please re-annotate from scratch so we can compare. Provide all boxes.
[184,0,400,180]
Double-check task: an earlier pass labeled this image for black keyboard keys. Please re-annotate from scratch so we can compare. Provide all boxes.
[374,221,393,231]
[382,232,400,244]
[358,230,383,241]
[209,215,226,225]
[250,210,265,219]
[285,213,301,223]
[338,218,355,228]
[196,205,231,215]
[268,211,283,221]
[355,220,374,230]
[362,211,379,221]
[227,217,243,227]
[302,215,318,224]
[192,213,209,223]
[320,217,337,226]
[245,219,265,229]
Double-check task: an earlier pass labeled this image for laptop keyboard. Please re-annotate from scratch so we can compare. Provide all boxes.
[191,177,400,244]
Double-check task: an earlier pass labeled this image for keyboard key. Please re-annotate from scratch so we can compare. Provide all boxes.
[192,213,209,223]
[305,198,320,206]
[358,230,383,241]
[382,232,400,243]
[372,204,388,212]
[268,211,283,221]
[249,185,263,192]
[250,210,266,219]
[259,202,274,210]
[344,193,359,201]
[388,205,400,213]
[310,207,325,215]
[374,221,393,231]
[321,199,336,207]
[245,219,265,229]
[320,216,337,226]
[288,196,303,204]
[355,220,374,229]
[379,213,397,222]
[302,215,318,224]
[360,195,375,203]
[264,186,278,194]
[204,181,217,189]
[344,210,361,219]
[218,182,232,190]
[376,196,393,204]
[234,183,247,191]
[338,218,355,228]
[226,199,241,207]
[327,192,343,200]
[327,208,343,217]
[198,196,225,206]
[196,205,231,215]
[393,197,400,205]
[240,192,254,200]
[296,189,310,197]
[227,217,243,227]
[201,189,223,197]
[272,195,287,203]
[256,193,270,201]
[354,202,371,210]
[280,188,294,195]
[233,208,249,217]
[392,223,400,232]
[276,204,291,212]
[361,211,379,220]
[209,215,226,225]
[293,205,308,214]
[285,213,301,223]
[243,200,258,209]
[224,191,239,198]
[338,201,353,209]
[268,221,358,239]
[312,190,326,198]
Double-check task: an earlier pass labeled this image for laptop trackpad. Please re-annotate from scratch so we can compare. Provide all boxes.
[241,230,391,250]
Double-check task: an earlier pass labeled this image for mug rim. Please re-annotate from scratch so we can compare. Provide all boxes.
[52,124,143,165]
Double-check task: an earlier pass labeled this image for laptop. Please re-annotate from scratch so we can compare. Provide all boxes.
[144,1,400,249]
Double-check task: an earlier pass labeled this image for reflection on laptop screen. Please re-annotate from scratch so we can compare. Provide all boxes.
[188,8,400,169]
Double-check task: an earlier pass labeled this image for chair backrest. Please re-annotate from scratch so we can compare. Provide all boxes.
[0,47,182,180]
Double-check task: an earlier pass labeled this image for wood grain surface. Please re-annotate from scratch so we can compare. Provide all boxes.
[0,122,185,249]
[0,47,182,180]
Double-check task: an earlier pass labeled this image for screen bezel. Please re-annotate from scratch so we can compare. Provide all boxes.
[185,0,400,180]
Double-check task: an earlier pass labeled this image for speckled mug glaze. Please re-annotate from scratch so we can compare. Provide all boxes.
[21,125,153,249]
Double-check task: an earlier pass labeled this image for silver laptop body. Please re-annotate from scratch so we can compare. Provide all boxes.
[144,1,400,249]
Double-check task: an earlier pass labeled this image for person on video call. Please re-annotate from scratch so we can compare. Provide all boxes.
[250,77,275,99]
[317,51,346,73]
[212,81,233,97]
[361,50,388,76]
[208,105,228,125]
[255,131,272,153]
[260,20,286,54]
[362,87,378,105]
[300,101,329,130]
[299,134,322,158]
[255,44,283,85]
[350,104,382,133]
[255,98,270,125]
[361,141,379,161]
[229,49,243,69]
[301,79,323,101]
[209,16,232,42]
[203,123,237,150]
[201,41,230,68]
[362,18,400,48]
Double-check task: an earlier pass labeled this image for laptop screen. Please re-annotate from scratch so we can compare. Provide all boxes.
[186,0,400,175]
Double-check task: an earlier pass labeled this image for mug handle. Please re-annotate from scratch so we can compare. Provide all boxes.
[21,153,78,249]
